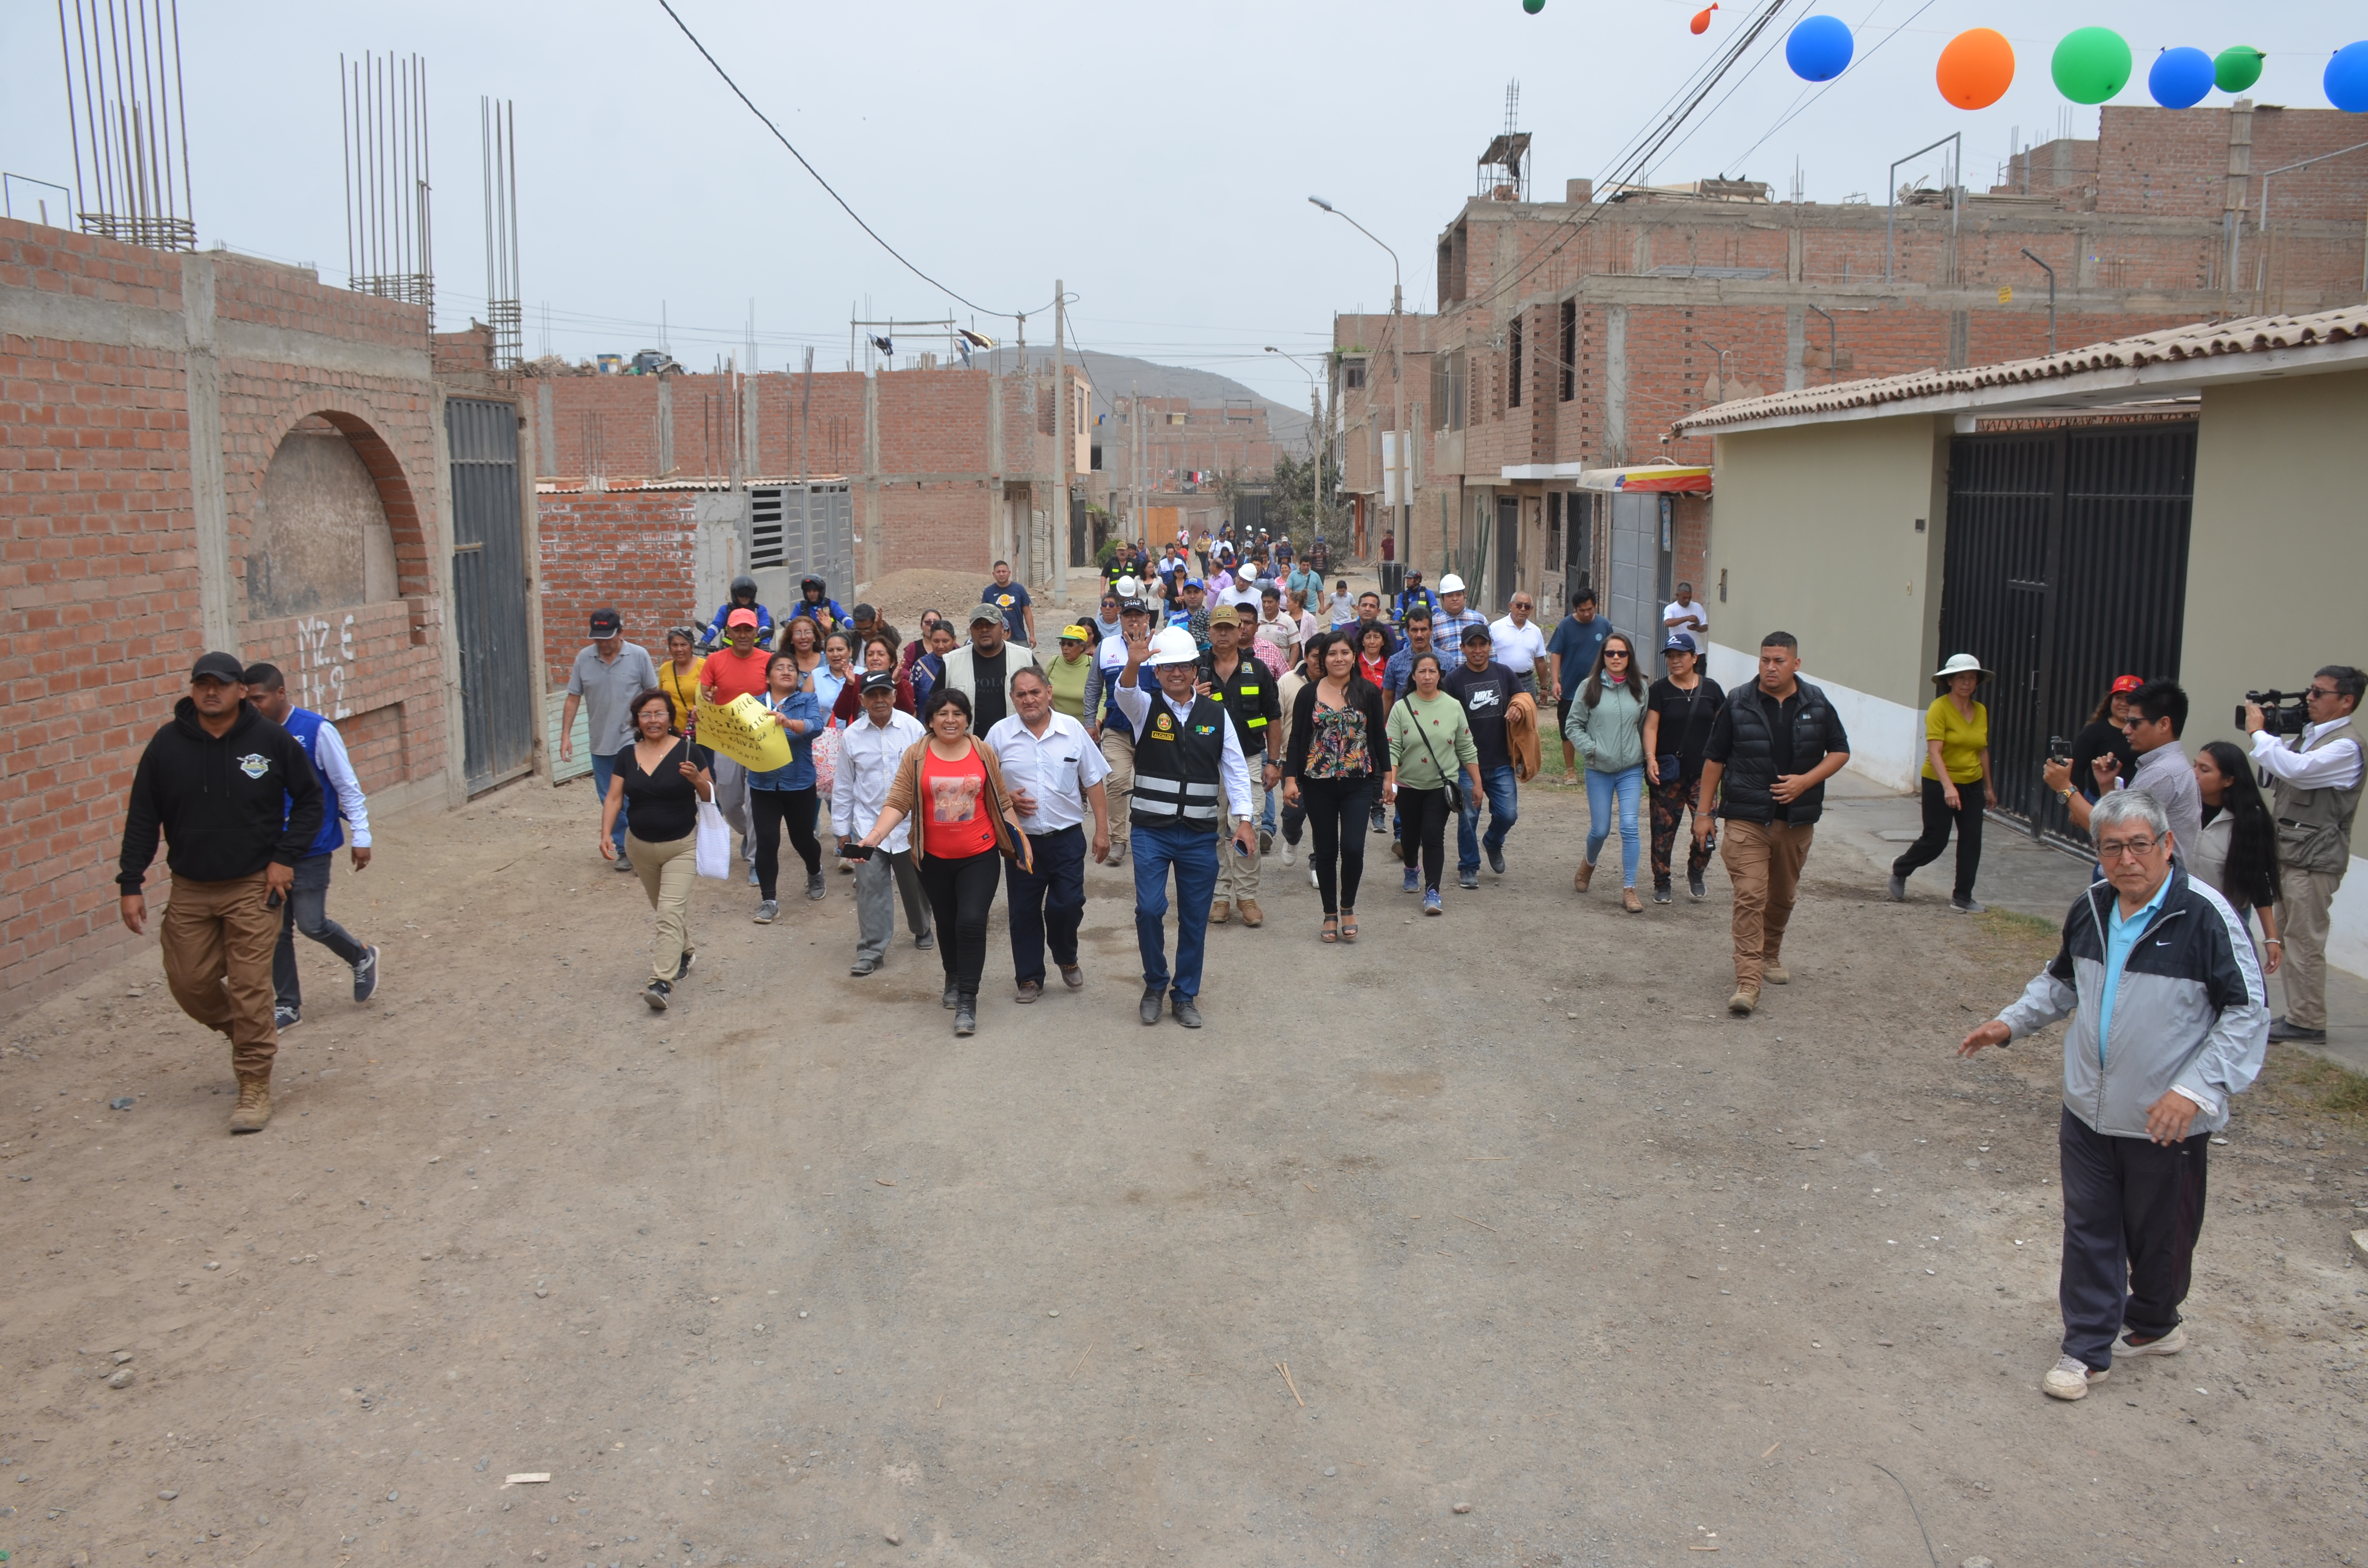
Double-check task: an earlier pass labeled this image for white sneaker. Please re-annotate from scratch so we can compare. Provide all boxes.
[2042,1355,2109,1400]
[1308,866,1320,891]
[2116,1323,2185,1357]
[1279,842,1295,868]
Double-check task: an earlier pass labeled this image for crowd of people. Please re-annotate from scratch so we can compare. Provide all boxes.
[112,527,2364,1414]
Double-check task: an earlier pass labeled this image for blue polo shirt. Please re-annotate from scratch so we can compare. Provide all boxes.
[2097,873,2172,1065]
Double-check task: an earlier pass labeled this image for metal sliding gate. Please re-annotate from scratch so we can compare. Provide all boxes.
[446,397,535,793]
[1937,423,2195,841]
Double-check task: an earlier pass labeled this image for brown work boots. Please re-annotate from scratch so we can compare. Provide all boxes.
[229,1072,273,1134]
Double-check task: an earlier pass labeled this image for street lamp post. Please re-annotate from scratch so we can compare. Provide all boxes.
[1309,196,1405,566]
[1264,345,1324,546]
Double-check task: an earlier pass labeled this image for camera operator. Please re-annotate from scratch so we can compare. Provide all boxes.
[2045,679,2199,860]
[2244,665,2363,1045]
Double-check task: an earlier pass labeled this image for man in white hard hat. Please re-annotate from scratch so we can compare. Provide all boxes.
[1110,622,1255,1028]
[1433,573,1489,651]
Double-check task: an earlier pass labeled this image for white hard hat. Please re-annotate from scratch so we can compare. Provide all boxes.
[1115,575,1141,597]
[1147,626,1200,666]
[1438,573,1467,594]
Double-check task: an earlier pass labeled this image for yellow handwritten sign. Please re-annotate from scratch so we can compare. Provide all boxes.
[695,693,793,772]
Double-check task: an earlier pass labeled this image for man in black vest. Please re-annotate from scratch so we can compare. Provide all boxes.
[1692,632,1852,1016]
[1200,607,1281,929]
[1111,625,1256,1028]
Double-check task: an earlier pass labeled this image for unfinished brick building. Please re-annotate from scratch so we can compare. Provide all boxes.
[0,218,536,1011]
[1334,101,2368,647]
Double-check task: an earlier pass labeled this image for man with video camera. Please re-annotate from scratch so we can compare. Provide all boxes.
[2244,666,2364,1044]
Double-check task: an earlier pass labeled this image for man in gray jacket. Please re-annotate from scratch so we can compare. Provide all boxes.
[1960,790,2267,1401]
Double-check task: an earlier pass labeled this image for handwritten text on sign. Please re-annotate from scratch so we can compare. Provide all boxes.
[694,693,793,772]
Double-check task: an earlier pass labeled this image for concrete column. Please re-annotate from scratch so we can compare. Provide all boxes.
[863,372,882,587]
[742,376,760,480]
[1603,305,1629,466]
[179,255,234,653]
[656,376,676,477]
[1784,305,1807,392]
[987,369,1004,555]
[535,380,557,478]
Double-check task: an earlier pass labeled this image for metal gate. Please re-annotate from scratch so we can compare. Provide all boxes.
[446,397,534,793]
[1938,423,2195,841]
[748,481,855,601]
[1605,491,1660,653]
[1492,496,1520,613]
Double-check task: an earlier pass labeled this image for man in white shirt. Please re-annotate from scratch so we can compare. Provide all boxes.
[1218,573,1265,618]
[1113,625,1255,1029]
[1328,580,1355,628]
[831,672,933,976]
[1663,583,1709,655]
[2246,665,2363,1043]
[1488,591,1550,697]
[986,666,1111,1002]
[243,662,381,1031]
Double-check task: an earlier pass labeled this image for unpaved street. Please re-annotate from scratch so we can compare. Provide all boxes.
[4,779,2365,1567]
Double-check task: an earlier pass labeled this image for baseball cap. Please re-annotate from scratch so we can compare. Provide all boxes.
[859,670,899,695]
[1439,573,1467,594]
[589,608,622,637]
[725,608,760,630]
[1119,597,1151,616]
[968,603,1005,627]
[1184,577,1204,590]
[2110,674,2144,694]
[1460,623,1492,645]
[1664,632,1695,653]
[190,650,246,684]
[1060,623,1093,643]
[1209,606,1240,627]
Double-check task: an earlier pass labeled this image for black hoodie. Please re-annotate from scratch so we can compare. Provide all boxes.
[117,698,325,890]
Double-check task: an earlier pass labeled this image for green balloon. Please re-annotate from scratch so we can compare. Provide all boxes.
[1523,0,1544,11]
[2213,45,2264,93]
[2051,26,2133,104]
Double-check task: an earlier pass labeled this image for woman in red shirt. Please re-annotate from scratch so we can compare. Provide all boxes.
[859,687,1030,1037]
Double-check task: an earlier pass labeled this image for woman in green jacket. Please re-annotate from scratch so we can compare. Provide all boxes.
[1569,632,1650,912]
[1385,652,1482,915]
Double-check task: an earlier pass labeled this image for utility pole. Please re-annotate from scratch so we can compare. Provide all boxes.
[1309,197,1405,566]
[1052,279,1069,607]
[1131,380,1141,549]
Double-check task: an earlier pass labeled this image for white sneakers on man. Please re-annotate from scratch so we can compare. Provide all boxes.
[2042,1356,2109,1400]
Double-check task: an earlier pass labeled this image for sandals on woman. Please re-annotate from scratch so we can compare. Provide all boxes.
[1320,914,1339,943]
[1339,909,1358,943]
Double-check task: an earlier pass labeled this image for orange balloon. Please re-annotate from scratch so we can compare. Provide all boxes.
[1690,4,1717,35]
[1935,27,2015,109]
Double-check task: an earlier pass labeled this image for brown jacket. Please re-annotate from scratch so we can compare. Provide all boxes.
[1506,691,1542,783]
[880,738,1033,872]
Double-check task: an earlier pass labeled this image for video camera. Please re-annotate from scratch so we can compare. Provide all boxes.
[2237,690,2311,736]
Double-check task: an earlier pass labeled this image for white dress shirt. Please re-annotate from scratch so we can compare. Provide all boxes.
[2250,718,2363,790]
[983,711,1110,833]
[1113,676,1253,817]
[830,708,927,853]
[1488,614,1549,676]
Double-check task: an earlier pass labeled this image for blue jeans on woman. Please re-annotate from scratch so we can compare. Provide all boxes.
[1585,763,1646,887]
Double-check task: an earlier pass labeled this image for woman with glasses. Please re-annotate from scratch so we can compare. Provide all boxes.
[599,689,715,1011]
[1568,633,1650,913]
[781,614,826,691]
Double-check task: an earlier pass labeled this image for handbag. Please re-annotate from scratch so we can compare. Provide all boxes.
[693,794,732,880]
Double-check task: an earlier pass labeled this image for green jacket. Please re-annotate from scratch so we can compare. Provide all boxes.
[1386,691,1479,790]
[1568,680,1648,774]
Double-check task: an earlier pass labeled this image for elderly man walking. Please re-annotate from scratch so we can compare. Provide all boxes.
[1960,789,2268,1400]
[987,665,1111,1000]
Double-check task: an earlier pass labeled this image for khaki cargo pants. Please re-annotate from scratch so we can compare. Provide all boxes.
[1720,820,1814,993]
[161,873,282,1076]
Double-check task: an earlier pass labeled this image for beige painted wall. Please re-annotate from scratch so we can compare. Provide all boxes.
[1708,415,1949,710]
[2185,370,2368,862]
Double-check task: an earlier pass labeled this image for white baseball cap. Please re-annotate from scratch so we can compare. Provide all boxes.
[1438,573,1467,594]
[1147,626,1200,666]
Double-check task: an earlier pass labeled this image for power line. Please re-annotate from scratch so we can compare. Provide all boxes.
[1723,0,1940,176]
[653,0,1047,322]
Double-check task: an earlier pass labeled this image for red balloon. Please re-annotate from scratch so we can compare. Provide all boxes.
[1690,4,1718,35]
[1935,27,2015,109]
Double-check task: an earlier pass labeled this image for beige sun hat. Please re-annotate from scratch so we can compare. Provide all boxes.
[1931,652,1992,686]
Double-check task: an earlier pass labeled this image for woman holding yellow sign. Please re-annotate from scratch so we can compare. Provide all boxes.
[749,652,826,922]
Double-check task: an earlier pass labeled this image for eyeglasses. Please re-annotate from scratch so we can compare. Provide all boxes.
[2307,685,2342,701]
[1603,650,1631,660]
[2097,836,2161,861]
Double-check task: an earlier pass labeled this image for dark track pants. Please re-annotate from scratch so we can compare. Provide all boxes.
[1007,824,1086,986]
[2057,1107,2210,1372]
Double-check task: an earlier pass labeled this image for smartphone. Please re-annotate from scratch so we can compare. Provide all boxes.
[838,843,876,861]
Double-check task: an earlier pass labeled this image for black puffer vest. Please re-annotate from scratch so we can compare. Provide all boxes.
[1717,679,1842,826]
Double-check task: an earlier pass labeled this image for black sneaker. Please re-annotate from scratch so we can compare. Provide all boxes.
[1170,993,1204,1029]
[953,1000,977,1037]
[352,945,381,1003]
[1139,985,1164,1026]
[612,852,637,873]
[273,1004,301,1032]
[942,983,959,1010]
[1653,884,1674,905]
[643,979,671,1011]
[675,949,696,980]
[915,931,936,952]
[1486,844,1506,876]
[1688,872,1707,901]
[1458,868,1480,890]
[849,955,881,976]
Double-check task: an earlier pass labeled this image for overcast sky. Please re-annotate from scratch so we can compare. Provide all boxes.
[2,1,2353,408]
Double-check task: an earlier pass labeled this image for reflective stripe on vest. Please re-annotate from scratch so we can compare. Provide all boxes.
[1132,774,1221,821]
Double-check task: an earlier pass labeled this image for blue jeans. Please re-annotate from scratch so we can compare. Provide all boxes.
[1456,763,1520,872]
[1132,818,1219,998]
[589,751,629,855]
[1585,763,1646,885]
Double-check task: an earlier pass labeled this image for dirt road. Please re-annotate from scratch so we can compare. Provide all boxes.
[4,778,2364,1567]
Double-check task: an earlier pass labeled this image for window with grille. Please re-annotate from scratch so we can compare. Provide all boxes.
[750,487,785,568]
[1507,316,1524,409]
[1559,300,1577,402]
[1342,358,1366,391]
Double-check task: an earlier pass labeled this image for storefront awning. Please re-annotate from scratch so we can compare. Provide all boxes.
[1575,464,1712,494]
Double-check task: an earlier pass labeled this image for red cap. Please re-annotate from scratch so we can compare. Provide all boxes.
[726,608,760,629]
[2110,674,2143,694]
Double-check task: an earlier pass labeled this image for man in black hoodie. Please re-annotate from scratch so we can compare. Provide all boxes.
[118,651,324,1133]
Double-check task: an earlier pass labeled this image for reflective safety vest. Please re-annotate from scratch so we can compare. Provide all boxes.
[1200,652,1278,758]
[1130,695,1226,828]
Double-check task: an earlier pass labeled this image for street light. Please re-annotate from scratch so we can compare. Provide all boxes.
[1309,195,1406,565]
[1265,345,1326,537]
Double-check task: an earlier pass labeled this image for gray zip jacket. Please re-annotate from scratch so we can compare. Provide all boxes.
[1994,868,2268,1138]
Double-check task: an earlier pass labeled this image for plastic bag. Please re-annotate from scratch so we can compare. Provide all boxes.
[813,721,840,797]
[693,794,732,880]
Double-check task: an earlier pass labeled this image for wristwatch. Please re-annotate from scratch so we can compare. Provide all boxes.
[2056,786,2073,803]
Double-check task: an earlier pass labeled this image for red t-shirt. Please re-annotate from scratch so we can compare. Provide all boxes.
[703,647,770,705]
[919,746,997,860]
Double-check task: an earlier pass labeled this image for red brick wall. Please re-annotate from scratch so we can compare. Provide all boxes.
[878,481,993,576]
[0,217,456,1013]
[534,490,700,685]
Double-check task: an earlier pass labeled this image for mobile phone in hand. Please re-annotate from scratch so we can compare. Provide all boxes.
[839,843,876,861]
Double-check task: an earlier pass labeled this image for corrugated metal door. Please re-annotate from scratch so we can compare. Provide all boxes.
[446,397,534,793]
[1939,423,2194,840]
[1606,491,1658,651]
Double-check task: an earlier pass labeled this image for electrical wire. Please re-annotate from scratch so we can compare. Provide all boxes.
[1723,0,1940,176]
[653,0,1047,322]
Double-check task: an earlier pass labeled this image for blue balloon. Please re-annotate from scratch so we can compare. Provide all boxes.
[1785,14,1854,82]
[2147,46,2214,109]
[2329,41,2368,113]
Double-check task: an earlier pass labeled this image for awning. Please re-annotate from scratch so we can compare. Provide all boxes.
[1575,463,1712,494]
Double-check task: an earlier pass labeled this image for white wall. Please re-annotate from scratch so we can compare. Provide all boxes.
[1705,640,1925,792]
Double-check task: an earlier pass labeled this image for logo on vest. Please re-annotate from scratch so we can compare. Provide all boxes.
[1155,713,1173,733]
[236,753,270,780]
